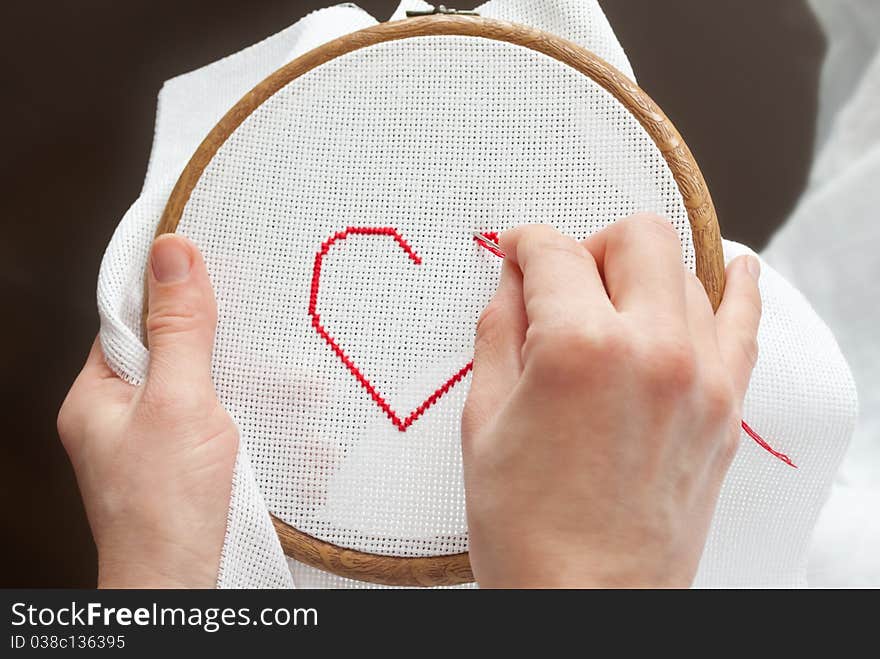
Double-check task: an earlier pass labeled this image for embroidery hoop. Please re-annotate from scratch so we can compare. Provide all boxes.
[145,14,725,586]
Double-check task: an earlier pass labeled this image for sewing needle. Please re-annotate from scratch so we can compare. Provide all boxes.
[473,231,506,257]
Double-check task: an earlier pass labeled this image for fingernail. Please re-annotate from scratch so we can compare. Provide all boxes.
[745,255,761,282]
[151,236,192,283]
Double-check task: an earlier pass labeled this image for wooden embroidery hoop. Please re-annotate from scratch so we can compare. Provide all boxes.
[146,13,725,587]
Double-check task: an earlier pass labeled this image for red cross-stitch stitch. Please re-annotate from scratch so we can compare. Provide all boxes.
[310,227,495,431]
[310,226,796,467]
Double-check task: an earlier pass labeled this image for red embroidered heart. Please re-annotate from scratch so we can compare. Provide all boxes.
[310,226,482,432]
[309,227,797,468]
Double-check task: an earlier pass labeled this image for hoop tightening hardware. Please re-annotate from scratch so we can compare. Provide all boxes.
[405,5,480,17]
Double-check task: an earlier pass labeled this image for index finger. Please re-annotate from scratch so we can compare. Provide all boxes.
[500,225,614,330]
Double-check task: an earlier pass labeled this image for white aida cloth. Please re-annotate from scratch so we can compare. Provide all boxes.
[96,0,857,588]
[765,0,880,587]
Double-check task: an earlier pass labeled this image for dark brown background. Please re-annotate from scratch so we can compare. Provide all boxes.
[0,1,823,587]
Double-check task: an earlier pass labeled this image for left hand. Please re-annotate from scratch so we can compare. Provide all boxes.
[57,234,237,588]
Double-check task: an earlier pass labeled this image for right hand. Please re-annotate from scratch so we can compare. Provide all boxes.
[461,215,762,588]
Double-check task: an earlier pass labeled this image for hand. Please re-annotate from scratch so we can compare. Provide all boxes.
[461,215,762,588]
[58,235,237,588]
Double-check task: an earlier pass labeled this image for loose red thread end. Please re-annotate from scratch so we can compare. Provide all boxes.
[741,420,797,468]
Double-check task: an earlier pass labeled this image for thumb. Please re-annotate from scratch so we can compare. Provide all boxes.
[144,234,218,401]
[463,259,527,441]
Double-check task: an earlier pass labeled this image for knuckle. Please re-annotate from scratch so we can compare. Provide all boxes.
[531,240,587,265]
[56,379,89,449]
[56,396,76,443]
[56,388,100,461]
[506,224,553,252]
[524,323,629,382]
[136,385,213,429]
[627,212,680,241]
[145,301,204,339]
[516,225,585,259]
[702,377,736,423]
[139,371,209,416]
[523,326,572,377]
[519,223,560,241]
[592,328,633,363]
[640,339,697,393]
[474,299,505,346]
[137,381,177,417]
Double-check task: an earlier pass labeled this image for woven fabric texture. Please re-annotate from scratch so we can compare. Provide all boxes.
[96,0,856,588]
[766,0,880,586]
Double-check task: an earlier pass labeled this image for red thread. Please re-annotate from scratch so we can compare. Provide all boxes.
[311,227,797,467]
[474,231,506,258]
[741,420,797,468]
[310,227,472,432]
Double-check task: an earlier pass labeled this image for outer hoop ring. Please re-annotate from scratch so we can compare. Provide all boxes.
[148,15,725,587]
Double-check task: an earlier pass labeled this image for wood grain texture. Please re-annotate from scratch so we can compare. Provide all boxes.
[148,15,725,586]
[272,516,473,586]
